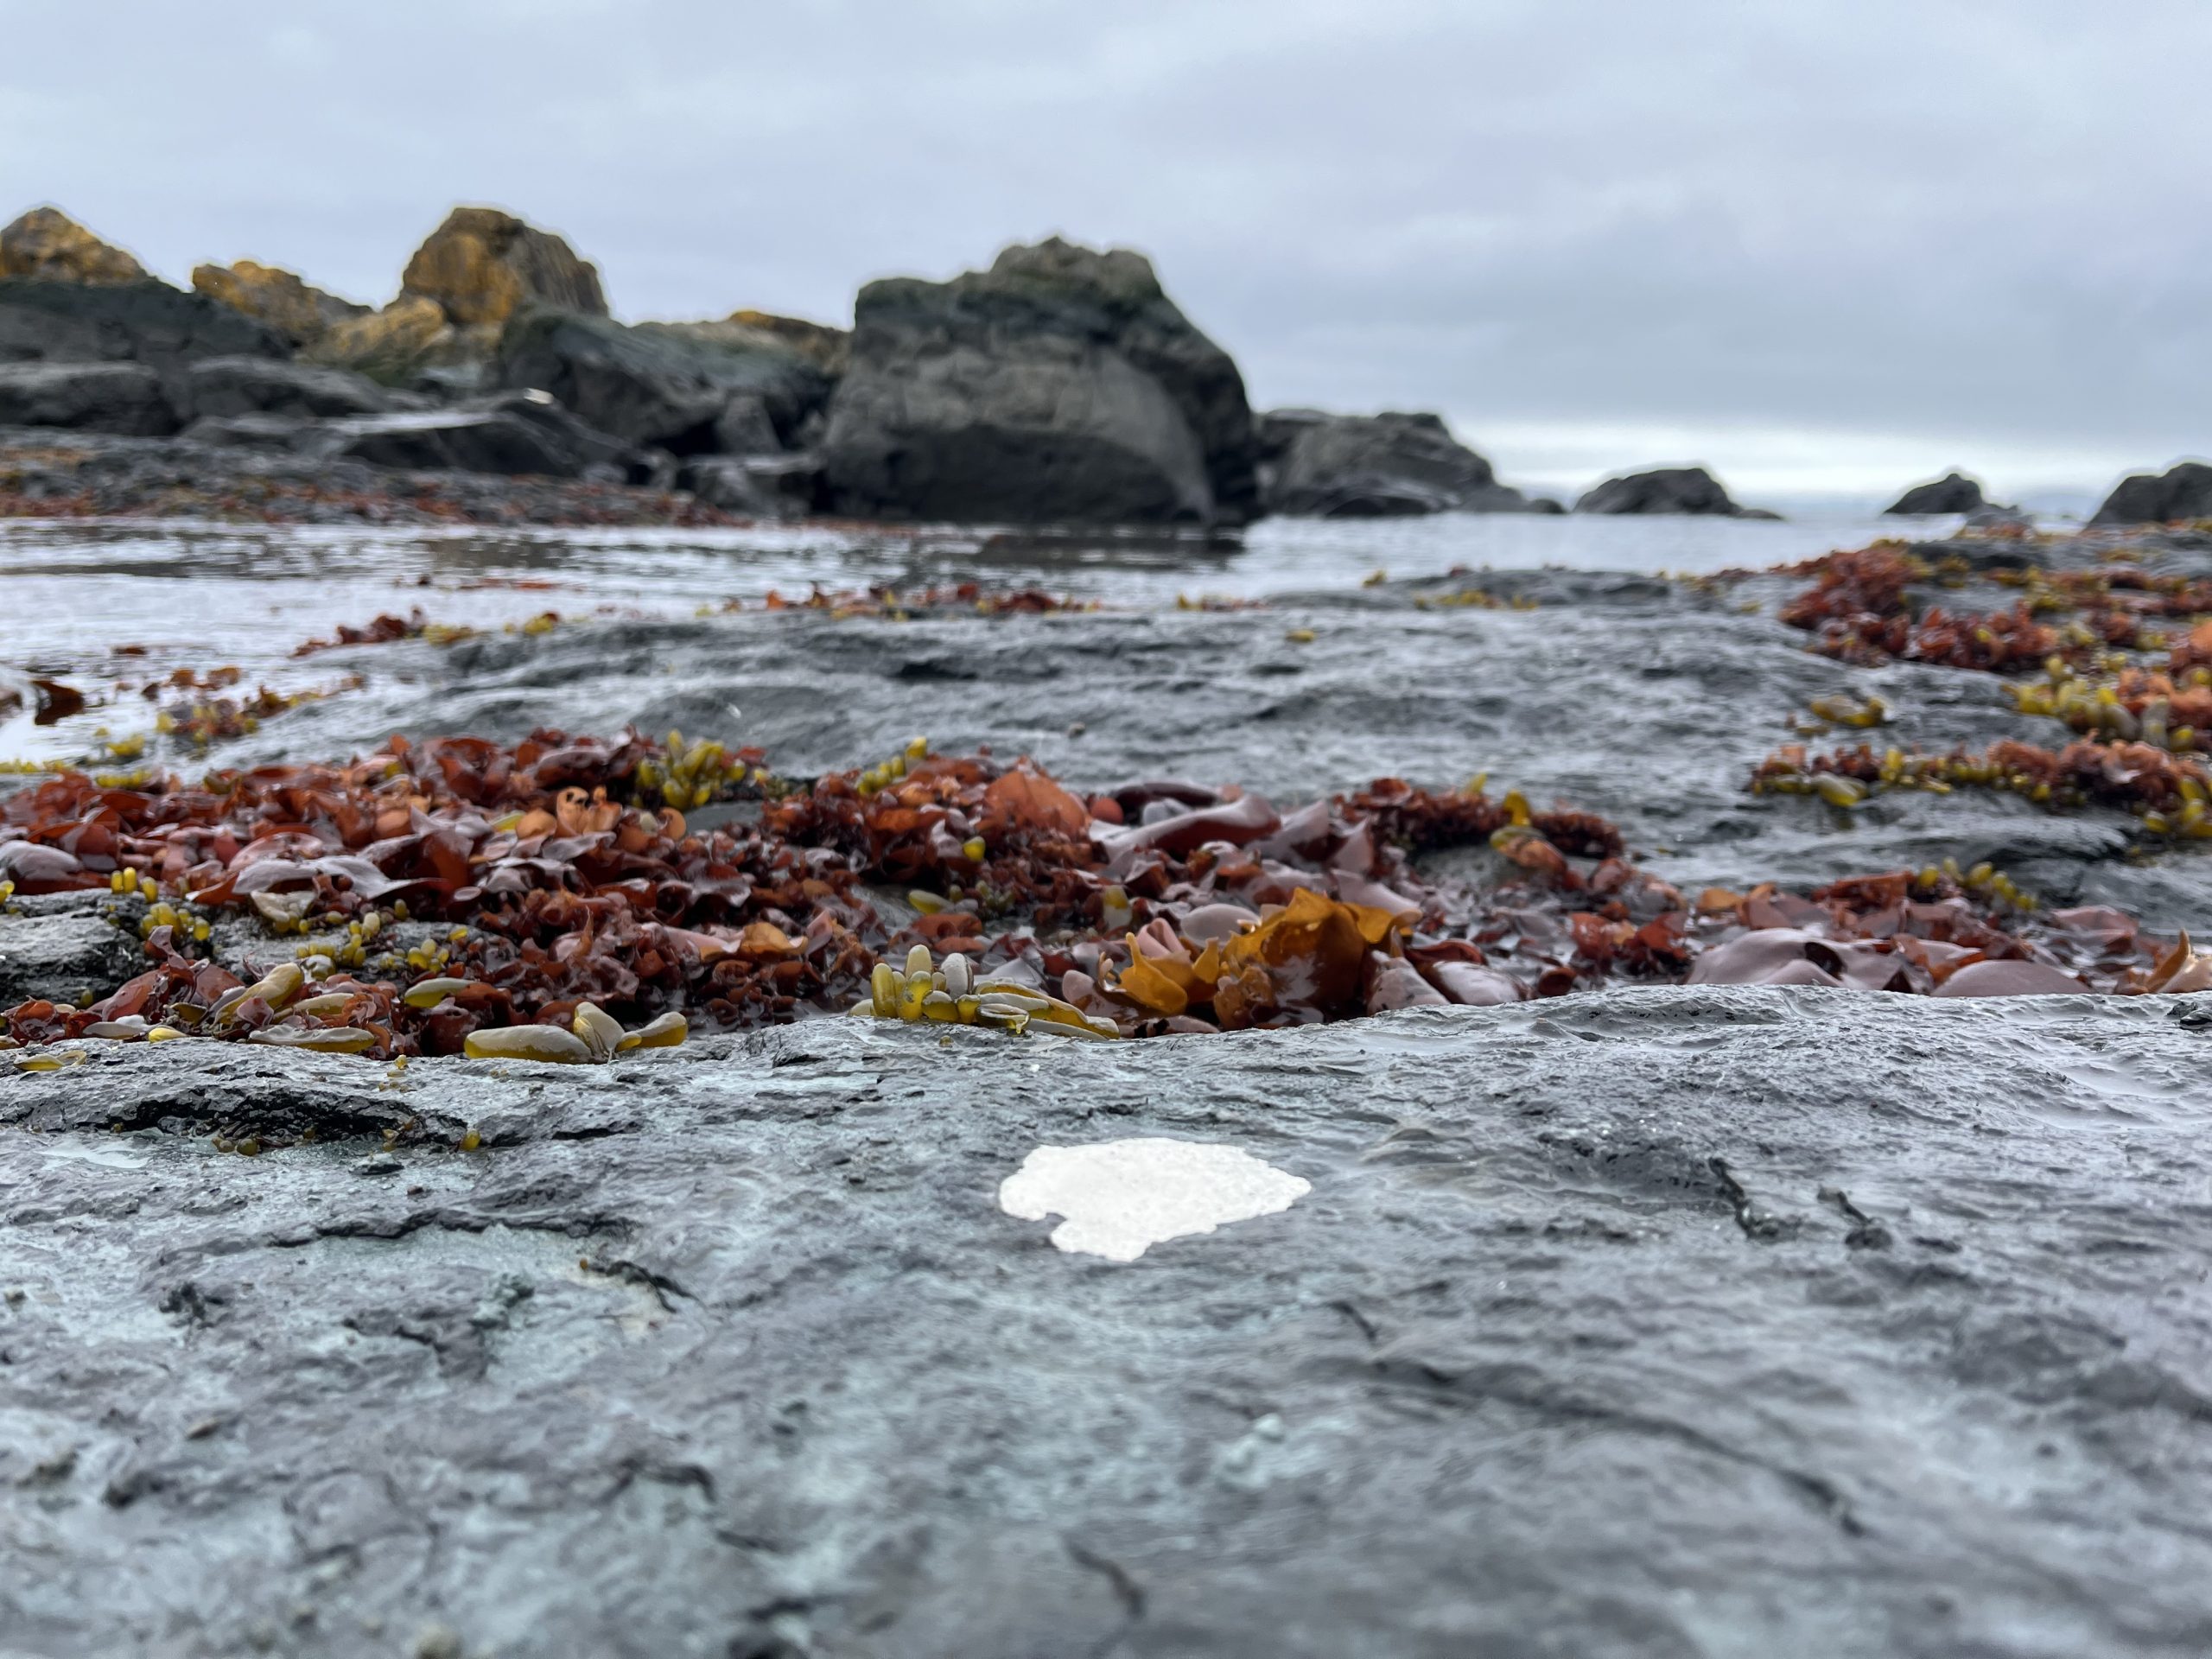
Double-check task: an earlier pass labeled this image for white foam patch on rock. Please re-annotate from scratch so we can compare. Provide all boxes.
[998,1136,1312,1262]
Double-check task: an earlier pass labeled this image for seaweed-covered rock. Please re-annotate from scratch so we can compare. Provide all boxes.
[493,309,835,454]
[1885,472,2001,516]
[2093,461,2212,526]
[183,356,411,421]
[190,260,369,349]
[0,207,150,286]
[399,206,607,329]
[1576,465,1769,518]
[823,236,1258,526]
[1258,409,1555,517]
[0,359,177,435]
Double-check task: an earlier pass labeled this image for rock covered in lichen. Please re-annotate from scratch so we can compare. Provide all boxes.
[0,206,152,286]
[399,206,608,328]
[190,260,370,349]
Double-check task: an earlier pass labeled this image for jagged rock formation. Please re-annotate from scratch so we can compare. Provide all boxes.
[1257,409,1558,517]
[822,236,1257,526]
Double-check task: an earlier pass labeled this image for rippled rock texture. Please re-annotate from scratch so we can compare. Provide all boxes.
[3,989,2209,1657]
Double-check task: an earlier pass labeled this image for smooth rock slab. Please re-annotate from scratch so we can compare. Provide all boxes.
[2,988,2210,1657]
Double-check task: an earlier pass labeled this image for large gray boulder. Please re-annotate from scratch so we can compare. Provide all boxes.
[1258,409,1558,517]
[183,356,412,421]
[822,236,1258,527]
[1576,465,1771,518]
[3,990,2209,1655]
[0,359,176,435]
[2093,461,2212,525]
[493,308,835,454]
[0,278,285,414]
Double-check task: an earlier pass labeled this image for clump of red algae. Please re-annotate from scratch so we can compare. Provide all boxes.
[5,728,2200,1066]
[1756,543,2212,673]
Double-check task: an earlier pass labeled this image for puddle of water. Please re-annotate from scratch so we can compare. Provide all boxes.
[998,1136,1313,1263]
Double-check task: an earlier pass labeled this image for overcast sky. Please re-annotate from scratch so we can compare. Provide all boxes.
[3,0,2205,502]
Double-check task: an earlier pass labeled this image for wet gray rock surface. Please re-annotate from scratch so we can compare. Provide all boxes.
[3,989,2209,1657]
[0,360,176,436]
[0,893,143,1007]
[182,357,419,422]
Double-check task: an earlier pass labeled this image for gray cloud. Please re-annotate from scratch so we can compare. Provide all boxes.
[4,0,2205,498]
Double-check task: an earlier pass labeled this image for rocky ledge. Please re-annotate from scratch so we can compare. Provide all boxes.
[3,988,2208,1657]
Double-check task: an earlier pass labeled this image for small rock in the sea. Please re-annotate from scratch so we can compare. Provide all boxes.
[998,1136,1312,1262]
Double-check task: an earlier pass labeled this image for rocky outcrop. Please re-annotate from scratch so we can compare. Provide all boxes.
[1885,472,2003,516]
[191,261,369,349]
[183,357,414,421]
[822,236,1258,527]
[0,279,283,416]
[493,309,836,454]
[0,360,177,435]
[301,208,613,397]
[399,207,607,328]
[0,207,151,286]
[1257,409,1558,517]
[1575,465,1772,518]
[2092,461,2212,525]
